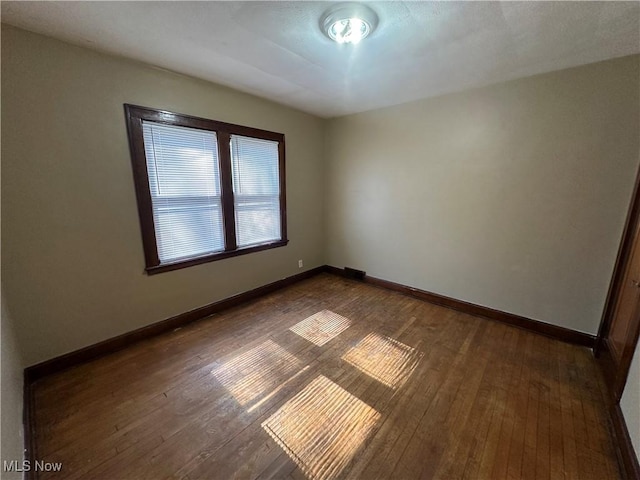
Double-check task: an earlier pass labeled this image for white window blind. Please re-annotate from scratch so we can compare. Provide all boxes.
[142,121,224,263]
[231,135,281,247]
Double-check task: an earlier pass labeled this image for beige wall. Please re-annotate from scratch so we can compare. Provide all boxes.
[1,45,25,477]
[325,55,640,334]
[1,289,25,480]
[621,346,640,462]
[1,25,326,366]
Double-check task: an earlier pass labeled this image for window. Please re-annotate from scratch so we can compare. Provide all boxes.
[125,104,287,274]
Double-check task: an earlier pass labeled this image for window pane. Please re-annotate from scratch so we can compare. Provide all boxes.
[154,201,224,262]
[143,122,221,197]
[235,197,281,247]
[143,121,224,263]
[231,135,281,247]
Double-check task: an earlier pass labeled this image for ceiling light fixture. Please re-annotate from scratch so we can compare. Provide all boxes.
[320,2,378,45]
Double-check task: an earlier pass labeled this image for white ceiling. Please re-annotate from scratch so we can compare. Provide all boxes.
[2,1,639,118]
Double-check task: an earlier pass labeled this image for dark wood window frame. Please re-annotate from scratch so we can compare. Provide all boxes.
[124,104,288,275]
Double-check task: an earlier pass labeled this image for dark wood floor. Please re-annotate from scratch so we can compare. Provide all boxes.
[32,273,620,479]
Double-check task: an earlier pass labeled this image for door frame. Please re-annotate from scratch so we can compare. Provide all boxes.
[595,161,640,401]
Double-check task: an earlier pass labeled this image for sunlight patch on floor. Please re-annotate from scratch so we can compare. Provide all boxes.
[342,333,423,389]
[262,375,380,480]
[212,339,303,406]
[289,310,351,346]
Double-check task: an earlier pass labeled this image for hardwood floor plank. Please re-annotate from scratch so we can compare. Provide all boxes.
[557,342,580,478]
[476,326,518,480]
[253,452,297,480]
[358,312,472,480]
[342,304,457,480]
[505,333,534,480]
[423,318,490,479]
[489,327,525,480]
[533,335,551,480]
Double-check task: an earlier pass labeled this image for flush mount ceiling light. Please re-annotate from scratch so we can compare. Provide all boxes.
[320,2,378,45]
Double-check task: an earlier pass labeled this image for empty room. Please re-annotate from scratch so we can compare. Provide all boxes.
[2,1,640,479]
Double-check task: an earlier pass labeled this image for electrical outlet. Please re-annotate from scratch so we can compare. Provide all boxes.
[298,259,304,268]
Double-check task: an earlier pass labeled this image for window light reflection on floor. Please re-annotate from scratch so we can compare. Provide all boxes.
[211,339,303,406]
[342,333,423,389]
[262,375,380,480]
[289,310,352,346]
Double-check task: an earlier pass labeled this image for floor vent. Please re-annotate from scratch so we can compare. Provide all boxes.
[344,267,366,281]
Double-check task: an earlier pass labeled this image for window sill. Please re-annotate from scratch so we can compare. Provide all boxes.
[145,239,289,275]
